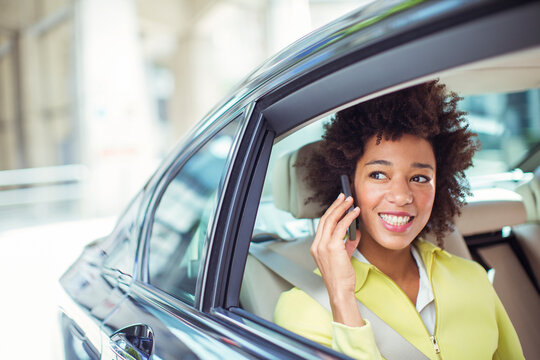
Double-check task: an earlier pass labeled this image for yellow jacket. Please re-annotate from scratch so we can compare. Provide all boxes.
[274,239,524,359]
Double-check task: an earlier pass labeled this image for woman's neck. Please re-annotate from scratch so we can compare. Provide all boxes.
[357,237,417,283]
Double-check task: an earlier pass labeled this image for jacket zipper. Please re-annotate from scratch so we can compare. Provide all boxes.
[428,254,442,359]
[430,335,440,354]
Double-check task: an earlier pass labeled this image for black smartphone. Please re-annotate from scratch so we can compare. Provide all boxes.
[340,174,356,240]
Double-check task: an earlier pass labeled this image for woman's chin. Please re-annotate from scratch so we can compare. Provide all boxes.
[368,232,418,252]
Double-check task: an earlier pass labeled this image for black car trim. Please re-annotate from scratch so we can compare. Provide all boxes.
[203,110,275,311]
[197,102,257,309]
[251,0,532,116]
[225,127,275,309]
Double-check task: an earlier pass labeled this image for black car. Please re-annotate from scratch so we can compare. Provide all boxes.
[59,0,540,359]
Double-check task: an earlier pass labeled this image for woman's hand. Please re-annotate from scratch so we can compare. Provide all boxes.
[310,193,364,326]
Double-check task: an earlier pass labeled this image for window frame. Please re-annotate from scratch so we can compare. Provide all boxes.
[136,109,247,308]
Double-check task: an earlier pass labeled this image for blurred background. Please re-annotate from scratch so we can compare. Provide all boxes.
[1,0,539,358]
[0,0,367,229]
[0,0,367,359]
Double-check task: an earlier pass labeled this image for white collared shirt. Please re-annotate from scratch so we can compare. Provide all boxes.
[352,246,436,335]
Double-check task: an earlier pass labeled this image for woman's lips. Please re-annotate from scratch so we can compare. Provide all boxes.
[378,212,414,232]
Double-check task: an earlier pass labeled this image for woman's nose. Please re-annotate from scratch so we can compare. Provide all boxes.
[386,178,413,205]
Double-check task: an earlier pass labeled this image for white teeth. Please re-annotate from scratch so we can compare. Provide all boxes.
[379,214,411,226]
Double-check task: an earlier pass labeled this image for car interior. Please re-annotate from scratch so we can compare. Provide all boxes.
[240,45,540,359]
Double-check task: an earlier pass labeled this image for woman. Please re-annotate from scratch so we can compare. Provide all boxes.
[274,81,524,359]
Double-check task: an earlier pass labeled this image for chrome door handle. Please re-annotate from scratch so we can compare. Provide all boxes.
[109,324,154,360]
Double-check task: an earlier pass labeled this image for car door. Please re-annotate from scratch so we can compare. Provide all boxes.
[100,111,253,360]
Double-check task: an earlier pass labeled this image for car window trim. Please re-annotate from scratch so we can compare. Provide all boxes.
[201,108,275,312]
[196,103,256,308]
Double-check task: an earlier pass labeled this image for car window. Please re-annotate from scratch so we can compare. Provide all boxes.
[147,116,241,305]
[461,87,540,176]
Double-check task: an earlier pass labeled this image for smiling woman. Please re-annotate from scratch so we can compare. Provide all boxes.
[273,82,524,359]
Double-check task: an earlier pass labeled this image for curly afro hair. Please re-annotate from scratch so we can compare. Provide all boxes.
[300,80,479,244]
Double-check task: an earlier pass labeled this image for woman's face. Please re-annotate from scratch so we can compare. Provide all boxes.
[353,134,436,251]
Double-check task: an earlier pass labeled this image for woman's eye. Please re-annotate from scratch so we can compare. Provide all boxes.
[411,175,430,183]
[369,171,387,180]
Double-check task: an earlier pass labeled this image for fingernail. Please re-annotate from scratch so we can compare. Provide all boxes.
[345,196,352,202]
[354,206,360,212]
[337,193,344,199]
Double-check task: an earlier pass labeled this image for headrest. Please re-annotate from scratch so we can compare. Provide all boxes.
[455,188,527,236]
[272,141,325,219]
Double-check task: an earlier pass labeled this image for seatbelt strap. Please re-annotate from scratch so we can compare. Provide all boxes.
[249,243,429,360]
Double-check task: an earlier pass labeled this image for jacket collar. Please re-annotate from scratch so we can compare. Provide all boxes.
[415,238,452,275]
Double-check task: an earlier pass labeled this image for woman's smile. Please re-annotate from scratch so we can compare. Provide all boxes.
[378,212,415,231]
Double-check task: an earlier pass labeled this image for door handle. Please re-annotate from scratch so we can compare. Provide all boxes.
[109,324,153,360]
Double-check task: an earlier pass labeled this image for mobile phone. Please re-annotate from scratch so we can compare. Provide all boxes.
[340,174,356,241]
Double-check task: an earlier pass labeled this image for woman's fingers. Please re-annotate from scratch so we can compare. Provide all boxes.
[312,193,346,250]
[319,196,357,244]
[333,206,360,243]
[312,196,359,260]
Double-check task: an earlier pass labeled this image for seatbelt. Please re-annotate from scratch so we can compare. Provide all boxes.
[249,243,430,360]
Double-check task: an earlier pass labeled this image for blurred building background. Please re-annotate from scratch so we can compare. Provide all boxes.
[0,2,368,359]
[0,0,366,231]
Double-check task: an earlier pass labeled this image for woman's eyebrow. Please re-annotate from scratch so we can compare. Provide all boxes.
[365,160,434,170]
[412,162,434,170]
[365,160,391,166]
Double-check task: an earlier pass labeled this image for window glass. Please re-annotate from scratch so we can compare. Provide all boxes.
[461,88,540,176]
[147,117,241,304]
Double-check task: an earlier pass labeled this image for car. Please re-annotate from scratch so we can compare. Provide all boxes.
[58,0,540,359]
